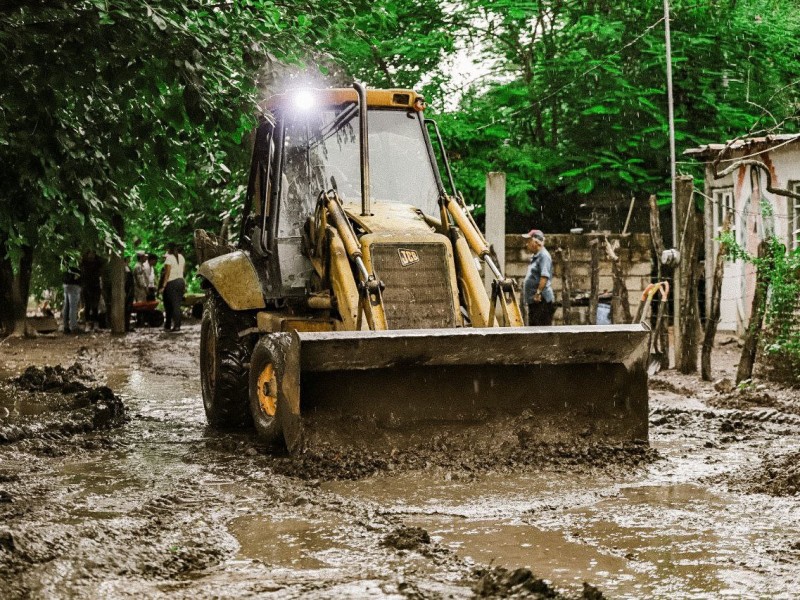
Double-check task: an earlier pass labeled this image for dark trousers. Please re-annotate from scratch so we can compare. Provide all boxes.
[163,278,186,330]
[84,286,101,326]
[528,301,555,326]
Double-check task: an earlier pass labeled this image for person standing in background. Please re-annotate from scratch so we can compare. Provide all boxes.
[522,229,556,326]
[124,261,135,332]
[62,259,81,334]
[133,252,149,303]
[80,249,103,332]
[146,253,158,300]
[159,243,186,332]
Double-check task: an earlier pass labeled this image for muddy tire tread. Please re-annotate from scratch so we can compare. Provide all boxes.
[201,292,256,429]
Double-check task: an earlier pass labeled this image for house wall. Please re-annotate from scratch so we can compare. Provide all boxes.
[505,233,652,324]
[703,144,800,333]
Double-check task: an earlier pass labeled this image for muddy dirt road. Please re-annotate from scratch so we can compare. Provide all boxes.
[1,326,799,598]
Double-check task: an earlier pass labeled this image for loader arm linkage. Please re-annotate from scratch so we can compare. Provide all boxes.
[317,190,387,331]
[444,194,524,327]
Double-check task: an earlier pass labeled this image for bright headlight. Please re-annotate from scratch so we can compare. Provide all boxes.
[292,90,315,111]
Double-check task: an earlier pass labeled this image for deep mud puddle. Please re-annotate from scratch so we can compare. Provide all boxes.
[229,514,358,570]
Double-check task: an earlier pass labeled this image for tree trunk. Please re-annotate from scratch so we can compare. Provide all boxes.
[589,239,600,325]
[736,241,771,383]
[219,215,231,242]
[109,254,126,334]
[676,176,701,374]
[605,238,631,324]
[701,212,732,381]
[648,195,665,258]
[110,214,126,335]
[0,242,13,334]
[0,242,35,337]
[556,247,572,325]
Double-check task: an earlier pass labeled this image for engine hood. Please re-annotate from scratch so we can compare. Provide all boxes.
[341,201,436,235]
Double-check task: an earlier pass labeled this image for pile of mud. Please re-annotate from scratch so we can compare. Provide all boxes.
[0,364,125,444]
[648,376,695,396]
[745,451,800,497]
[383,526,431,552]
[471,565,606,599]
[709,384,800,418]
[269,440,656,481]
[12,364,90,393]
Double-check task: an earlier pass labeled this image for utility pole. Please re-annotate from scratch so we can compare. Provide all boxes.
[664,0,681,366]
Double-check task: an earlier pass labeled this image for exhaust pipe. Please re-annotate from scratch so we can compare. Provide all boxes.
[353,82,372,216]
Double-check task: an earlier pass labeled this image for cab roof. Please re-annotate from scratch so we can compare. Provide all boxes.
[265,88,422,112]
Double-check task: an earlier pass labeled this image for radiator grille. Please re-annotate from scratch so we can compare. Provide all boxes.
[369,242,457,329]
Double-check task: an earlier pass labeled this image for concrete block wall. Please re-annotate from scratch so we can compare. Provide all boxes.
[505,233,653,324]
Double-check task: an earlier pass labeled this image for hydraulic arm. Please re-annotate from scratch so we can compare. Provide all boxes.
[444,195,524,327]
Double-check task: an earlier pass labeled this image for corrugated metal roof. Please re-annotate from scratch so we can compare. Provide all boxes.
[684,133,800,157]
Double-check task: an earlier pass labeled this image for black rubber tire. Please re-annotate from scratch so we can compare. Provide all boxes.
[147,310,164,327]
[248,334,292,449]
[191,302,203,320]
[200,292,256,429]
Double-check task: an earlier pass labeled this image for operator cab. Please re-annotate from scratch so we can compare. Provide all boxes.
[242,88,446,299]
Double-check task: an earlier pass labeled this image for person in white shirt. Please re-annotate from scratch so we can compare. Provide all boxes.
[146,253,157,300]
[133,252,149,303]
[159,243,186,332]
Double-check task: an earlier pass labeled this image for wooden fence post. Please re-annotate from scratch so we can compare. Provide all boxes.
[648,195,670,368]
[701,212,732,381]
[605,237,631,324]
[589,239,600,325]
[676,176,701,373]
[556,247,572,325]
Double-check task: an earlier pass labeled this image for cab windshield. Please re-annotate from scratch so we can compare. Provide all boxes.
[279,106,441,237]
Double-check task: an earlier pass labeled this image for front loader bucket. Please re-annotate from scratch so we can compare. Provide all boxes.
[276,325,650,454]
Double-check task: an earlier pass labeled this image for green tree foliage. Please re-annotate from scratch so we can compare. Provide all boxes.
[324,0,454,98]
[0,0,346,333]
[440,0,800,217]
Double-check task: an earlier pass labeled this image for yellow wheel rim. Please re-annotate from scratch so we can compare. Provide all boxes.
[257,363,277,417]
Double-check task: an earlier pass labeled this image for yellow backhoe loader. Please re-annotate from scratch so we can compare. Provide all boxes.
[196,84,650,453]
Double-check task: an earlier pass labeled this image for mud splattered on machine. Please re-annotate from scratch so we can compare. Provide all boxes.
[196,84,649,453]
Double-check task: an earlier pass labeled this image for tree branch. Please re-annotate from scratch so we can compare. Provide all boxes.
[713,159,800,200]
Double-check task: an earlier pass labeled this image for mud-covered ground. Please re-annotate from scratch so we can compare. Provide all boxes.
[1,326,798,599]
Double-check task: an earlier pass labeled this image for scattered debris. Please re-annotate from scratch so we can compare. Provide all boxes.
[714,378,735,394]
[383,526,430,551]
[648,377,694,396]
[746,452,800,497]
[0,364,125,444]
[470,565,600,598]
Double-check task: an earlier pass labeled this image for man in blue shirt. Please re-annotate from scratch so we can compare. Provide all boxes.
[522,229,555,326]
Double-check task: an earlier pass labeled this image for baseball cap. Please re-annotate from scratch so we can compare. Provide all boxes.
[522,229,545,241]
